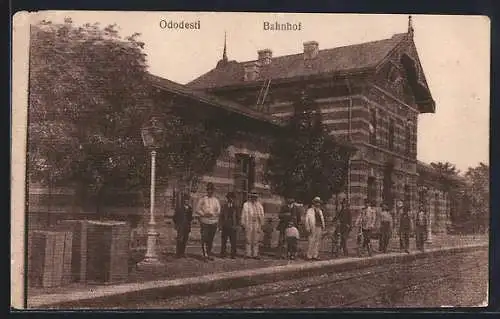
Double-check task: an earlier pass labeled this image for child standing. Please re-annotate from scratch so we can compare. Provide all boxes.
[285,221,300,260]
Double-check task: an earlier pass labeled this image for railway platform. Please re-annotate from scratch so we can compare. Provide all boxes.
[27,234,488,309]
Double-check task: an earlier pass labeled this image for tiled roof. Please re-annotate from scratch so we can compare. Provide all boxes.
[148,74,357,152]
[148,74,280,126]
[187,33,408,89]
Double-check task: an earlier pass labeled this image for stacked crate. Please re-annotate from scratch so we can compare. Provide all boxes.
[86,220,130,284]
[28,230,73,288]
[58,220,90,283]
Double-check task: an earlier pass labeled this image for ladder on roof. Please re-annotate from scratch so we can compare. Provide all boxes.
[256,79,271,111]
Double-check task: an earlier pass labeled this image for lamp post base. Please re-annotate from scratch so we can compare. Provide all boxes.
[426,234,433,244]
[137,258,164,270]
[136,229,163,270]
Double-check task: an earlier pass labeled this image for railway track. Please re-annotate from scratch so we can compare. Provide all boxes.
[339,260,481,307]
[197,248,486,309]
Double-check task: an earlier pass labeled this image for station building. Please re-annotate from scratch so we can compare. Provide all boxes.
[28,18,460,234]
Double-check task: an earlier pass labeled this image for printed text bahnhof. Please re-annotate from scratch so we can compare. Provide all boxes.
[263,22,302,31]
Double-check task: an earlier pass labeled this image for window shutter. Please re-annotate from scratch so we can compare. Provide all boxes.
[248,156,256,190]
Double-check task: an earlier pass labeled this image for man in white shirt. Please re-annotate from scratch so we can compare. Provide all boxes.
[196,182,221,261]
[305,196,326,261]
[241,191,265,259]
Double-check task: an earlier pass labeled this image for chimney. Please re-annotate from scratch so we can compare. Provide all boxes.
[243,61,260,81]
[257,49,273,65]
[303,41,319,60]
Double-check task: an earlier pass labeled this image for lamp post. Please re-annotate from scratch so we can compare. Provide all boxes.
[137,117,165,268]
[423,186,433,244]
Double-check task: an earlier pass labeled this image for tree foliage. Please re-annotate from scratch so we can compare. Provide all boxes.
[159,113,231,191]
[429,161,461,195]
[463,162,489,231]
[264,90,354,205]
[430,161,460,176]
[29,19,153,193]
[28,19,231,213]
[434,162,489,234]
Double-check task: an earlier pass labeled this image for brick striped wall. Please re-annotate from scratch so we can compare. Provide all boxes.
[27,82,450,233]
[417,185,452,234]
[27,135,284,227]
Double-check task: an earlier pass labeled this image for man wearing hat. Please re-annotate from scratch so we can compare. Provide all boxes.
[355,198,377,257]
[305,196,326,260]
[218,192,240,259]
[173,193,193,258]
[414,203,428,252]
[241,190,265,259]
[196,182,221,261]
[378,203,393,253]
[397,200,411,254]
[333,198,352,257]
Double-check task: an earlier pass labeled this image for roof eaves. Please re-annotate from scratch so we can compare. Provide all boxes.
[201,67,376,92]
[148,74,280,126]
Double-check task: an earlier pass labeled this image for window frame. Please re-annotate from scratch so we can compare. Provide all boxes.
[369,108,377,145]
[388,118,395,151]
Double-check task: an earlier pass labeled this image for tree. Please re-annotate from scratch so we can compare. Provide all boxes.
[264,89,354,205]
[430,161,460,176]
[429,162,462,221]
[464,163,489,232]
[28,19,231,215]
[28,19,155,212]
[158,112,232,203]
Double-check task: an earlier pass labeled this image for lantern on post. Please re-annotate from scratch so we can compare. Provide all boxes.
[137,117,165,268]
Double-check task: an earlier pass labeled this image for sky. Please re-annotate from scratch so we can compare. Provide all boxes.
[25,12,490,173]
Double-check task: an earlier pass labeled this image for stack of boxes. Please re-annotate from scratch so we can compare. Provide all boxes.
[86,220,130,284]
[28,230,73,288]
[28,219,131,288]
[59,220,90,282]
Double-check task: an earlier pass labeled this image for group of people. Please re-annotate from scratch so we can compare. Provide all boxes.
[173,182,330,261]
[173,182,266,260]
[275,196,326,261]
[333,198,429,257]
[173,182,430,262]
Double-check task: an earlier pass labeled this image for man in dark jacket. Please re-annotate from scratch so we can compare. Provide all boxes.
[415,203,428,252]
[218,192,240,259]
[378,203,393,253]
[333,198,352,257]
[398,200,411,254]
[173,193,193,258]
